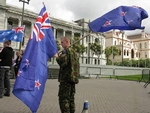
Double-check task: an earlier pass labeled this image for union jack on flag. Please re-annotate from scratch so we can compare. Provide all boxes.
[13,25,25,33]
[31,6,51,41]
[0,25,25,42]
[13,4,57,113]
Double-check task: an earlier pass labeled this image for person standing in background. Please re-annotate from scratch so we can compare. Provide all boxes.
[0,40,13,98]
[14,51,22,77]
[55,36,79,113]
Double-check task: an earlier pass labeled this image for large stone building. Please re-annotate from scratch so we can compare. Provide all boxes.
[0,0,106,65]
[128,31,150,59]
[105,30,150,64]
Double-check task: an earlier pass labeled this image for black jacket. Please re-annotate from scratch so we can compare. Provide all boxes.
[0,47,13,67]
[14,56,22,69]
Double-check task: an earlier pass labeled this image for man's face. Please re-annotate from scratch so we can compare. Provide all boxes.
[3,42,9,47]
[61,39,68,49]
[16,52,20,56]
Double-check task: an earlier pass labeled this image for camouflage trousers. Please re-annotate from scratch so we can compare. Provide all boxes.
[58,82,76,113]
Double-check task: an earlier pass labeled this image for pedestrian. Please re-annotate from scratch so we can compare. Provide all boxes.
[55,36,79,113]
[0,40,13,98]
[14,51,22,77]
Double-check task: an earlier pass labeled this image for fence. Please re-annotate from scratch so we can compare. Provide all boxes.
[10,64,150,89]
[80,66,143,79]
[139,69,150,88]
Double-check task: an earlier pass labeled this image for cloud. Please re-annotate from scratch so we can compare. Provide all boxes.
[6,0,150,35]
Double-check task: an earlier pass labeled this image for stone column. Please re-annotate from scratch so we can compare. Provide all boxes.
[63,29,66,37]
[53,27,56,40]
[31,22,34,32]
[18,19,21,26]
[71,32,74,43]
[4,16,8,30]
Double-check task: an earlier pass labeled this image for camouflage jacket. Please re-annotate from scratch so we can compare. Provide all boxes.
[56,48,79,84]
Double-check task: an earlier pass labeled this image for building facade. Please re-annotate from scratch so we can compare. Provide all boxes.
[0,0,106,65]
[105,30,139,63]
[128,31,150,59]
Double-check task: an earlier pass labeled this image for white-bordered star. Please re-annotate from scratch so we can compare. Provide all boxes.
[35,79,41,90]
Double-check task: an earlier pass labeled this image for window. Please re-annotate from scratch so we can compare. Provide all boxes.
[115,41,117,45]
[95,38,99,43]
[7,21,13,29]
[86,59,87,64]
[139,43,142,49]
[127,50,129,56]
[136,52,138,57]
[124,49,126,55]
[119,50,121,55]
[145,42,147,48]
[95,59,97,64]
[145,52,147,58]
[98,60,100,64]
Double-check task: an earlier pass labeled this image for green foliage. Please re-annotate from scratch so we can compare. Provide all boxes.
[105,46,119,64]
[103,75,142,81]
[110,46,119,59]
[122,60,131,66]
[105,47,111,64]
[56,40,61,51]
[105,47,111,58]
[115,75,142,81]
[113,58,150,68]
[72,37,86,54]
[106,59,112,65]
[89,42,103,57]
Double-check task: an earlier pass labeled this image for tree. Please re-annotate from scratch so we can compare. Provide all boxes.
[105,47,111,64]
[110,46,119,65]
[56,40,61,51]
[104,46,119,65]
[72,37,86,55]
[51,40,61,64]
[89,42,103,63]
[110,46,119,59]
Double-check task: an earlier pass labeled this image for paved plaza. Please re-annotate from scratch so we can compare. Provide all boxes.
[0,78,150,113]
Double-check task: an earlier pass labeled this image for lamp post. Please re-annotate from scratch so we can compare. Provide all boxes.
[100,34,102,65]
[19,0,30,51]
[121,31,124,65]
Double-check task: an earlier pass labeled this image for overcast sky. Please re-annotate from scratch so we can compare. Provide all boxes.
[6,0,150,36]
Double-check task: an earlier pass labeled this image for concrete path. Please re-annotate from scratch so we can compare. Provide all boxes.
[0,79,150,113]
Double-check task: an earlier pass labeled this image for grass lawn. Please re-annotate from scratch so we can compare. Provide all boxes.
[84,74,149,83]
[104,75,143,81]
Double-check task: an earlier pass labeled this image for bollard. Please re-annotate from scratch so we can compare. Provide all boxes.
[81,100,89,113]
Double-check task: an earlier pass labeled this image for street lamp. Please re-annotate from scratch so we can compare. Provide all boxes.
[121,31,124,66]
[19,0,30,51]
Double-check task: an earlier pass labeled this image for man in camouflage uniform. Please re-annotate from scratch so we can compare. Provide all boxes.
[55,36,79,113]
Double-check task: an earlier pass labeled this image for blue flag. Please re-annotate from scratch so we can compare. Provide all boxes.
[12,4,57,113]
[0,25,25,42]
[88,6,148,32]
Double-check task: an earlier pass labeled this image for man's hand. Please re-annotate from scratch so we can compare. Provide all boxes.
[53,53,58,58]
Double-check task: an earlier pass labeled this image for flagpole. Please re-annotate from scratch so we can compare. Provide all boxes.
[19,0,30,51]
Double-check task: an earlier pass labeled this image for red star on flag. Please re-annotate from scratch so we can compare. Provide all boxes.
[103,20,112,27]
[127,20,133,24]
[26,59,30,67]
[35,80,41,90]
[121,12,127,16]
[17,70,22,77]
